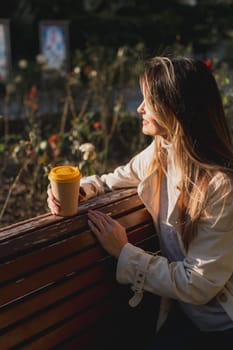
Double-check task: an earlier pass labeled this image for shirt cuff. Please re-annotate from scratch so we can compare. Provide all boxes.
[116,243,154,307]
[80,175,111,200]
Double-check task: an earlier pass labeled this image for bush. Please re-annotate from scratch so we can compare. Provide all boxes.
[0,43,150,227]
[0,43,233,228]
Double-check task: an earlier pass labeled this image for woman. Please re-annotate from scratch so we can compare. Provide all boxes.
[48,56,233,348]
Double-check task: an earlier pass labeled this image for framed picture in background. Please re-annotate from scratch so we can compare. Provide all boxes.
[0,19,11,82]
[39,20,70,76]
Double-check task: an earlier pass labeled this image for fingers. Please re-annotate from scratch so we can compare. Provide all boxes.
[79,186,86,202]
[79,194,86,202]
[88,210,112,233]
[87,219,102,239]
[87,209,128,258]
[79,187,86,197]
[88,210,114,225]
[47,187,61,215]
[87,211,105,243]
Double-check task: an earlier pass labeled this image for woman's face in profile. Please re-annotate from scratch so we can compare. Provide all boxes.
[137,97,167,137]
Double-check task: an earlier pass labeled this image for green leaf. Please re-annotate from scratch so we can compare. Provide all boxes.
[0,144,5,153]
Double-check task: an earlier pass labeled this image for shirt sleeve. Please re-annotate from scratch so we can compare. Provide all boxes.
[116,173,233,305]
[80,141,155,200]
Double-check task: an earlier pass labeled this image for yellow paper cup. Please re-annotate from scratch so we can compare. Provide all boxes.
[48,165,81,217]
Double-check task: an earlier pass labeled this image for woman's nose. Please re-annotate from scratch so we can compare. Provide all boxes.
[137,101,144,114]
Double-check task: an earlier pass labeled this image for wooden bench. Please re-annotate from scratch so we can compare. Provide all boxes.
[0,189,160,350]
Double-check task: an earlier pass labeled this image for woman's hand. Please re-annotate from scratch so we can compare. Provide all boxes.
[47,186,61,215]
[88,210,128,258]
[47,186,86,215]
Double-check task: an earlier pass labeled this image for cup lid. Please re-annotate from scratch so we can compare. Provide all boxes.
[48,165,81,183]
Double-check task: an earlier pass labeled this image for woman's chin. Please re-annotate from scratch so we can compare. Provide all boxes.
[142,125,167,137]
[142,127,155,136]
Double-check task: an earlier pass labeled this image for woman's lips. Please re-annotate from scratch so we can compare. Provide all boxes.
[142,119,149,125]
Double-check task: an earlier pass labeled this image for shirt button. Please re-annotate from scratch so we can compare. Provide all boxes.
[219,292,227,302]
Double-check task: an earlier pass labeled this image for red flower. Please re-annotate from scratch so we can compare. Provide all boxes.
[93,121,101,130]
[28,85,37,100]
[48,134,61,145]
[204,60,213,72]
[24,85,39,110]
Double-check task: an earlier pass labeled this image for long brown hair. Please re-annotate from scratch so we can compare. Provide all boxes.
[140,56,233,250]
